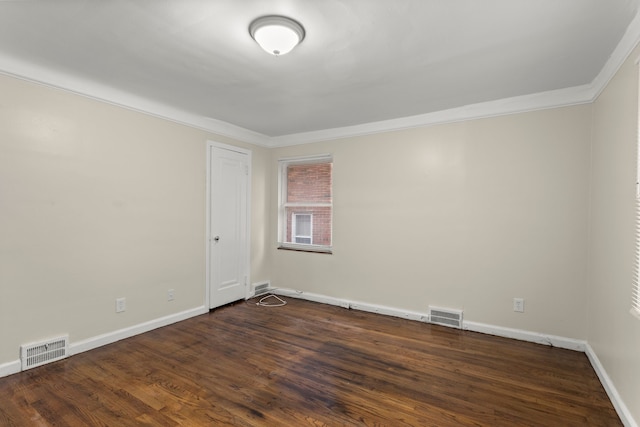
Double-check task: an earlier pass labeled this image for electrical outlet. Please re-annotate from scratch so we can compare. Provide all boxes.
[116,297,126,313]
[167,289,175,301]
[513,298,524,313]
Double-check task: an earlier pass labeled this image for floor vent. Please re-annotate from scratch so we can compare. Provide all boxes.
[253,282,271,296]
[20,335,69,371]
[428,306,463,329]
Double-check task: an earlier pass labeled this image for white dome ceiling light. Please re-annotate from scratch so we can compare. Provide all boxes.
[249,15,305,56]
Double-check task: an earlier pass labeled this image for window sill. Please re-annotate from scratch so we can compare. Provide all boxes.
[277,244,332,254]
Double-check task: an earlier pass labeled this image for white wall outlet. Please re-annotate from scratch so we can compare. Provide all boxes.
[513,297,524,313]
[167,289,175,301]
[115,297,126,313]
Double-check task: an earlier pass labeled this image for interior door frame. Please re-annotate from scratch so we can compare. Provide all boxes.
[205,140,252,309]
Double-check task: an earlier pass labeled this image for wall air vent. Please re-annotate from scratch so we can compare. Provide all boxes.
[253,281,271,296]
[428,306,463,329]
[20,335,69,371]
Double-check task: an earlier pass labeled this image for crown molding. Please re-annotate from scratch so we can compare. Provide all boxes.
[591,8,640,102]
[1,9,639,149]
[267,10,640,147]
[0,53,271,147]
[266,84,596,147]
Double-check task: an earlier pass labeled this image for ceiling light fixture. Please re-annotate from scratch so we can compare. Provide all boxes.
[249,15,305,56]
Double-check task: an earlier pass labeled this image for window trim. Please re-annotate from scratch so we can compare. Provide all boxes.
[278,154,333,254]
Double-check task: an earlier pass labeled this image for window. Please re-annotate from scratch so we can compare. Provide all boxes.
[278,155,332,252]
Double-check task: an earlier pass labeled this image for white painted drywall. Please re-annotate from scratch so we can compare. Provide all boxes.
[588,43,640,424]
[270,104,592,340]
[0,73,270,366]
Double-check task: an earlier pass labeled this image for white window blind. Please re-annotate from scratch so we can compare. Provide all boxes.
[633,63,640,320]
[293,213,313,244]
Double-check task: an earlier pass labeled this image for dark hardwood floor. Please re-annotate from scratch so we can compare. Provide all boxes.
[0,298,621,426]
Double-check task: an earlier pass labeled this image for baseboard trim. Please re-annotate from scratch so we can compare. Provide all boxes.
[463,321,587,351]
[273,288,585,349]
[348,301,429,322]
[0,306,210,380]
[274,288,429,321]
[272,287,634,426]
[0,360,21,378]
[584,343,637,427]
[273,288,352,309]
[69,306,208,356]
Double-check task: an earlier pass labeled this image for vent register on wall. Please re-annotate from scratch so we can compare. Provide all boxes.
[20,335,69,370]
[428,306,463,329]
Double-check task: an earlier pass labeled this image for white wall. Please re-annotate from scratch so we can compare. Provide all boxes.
[588,43,640,424]
[0,74,270,367]
[270,104,592,340]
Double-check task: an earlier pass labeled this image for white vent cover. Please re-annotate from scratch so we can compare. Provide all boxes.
[253,281,271,296]
[20,335,69,371]
[428,306,463,329]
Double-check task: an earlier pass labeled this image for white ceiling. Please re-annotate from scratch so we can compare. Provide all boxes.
[0,1,638,146]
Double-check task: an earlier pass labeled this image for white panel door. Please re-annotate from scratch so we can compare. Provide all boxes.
[209,144,249,309]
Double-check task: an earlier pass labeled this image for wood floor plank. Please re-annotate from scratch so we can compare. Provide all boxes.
[0,298,622,426]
